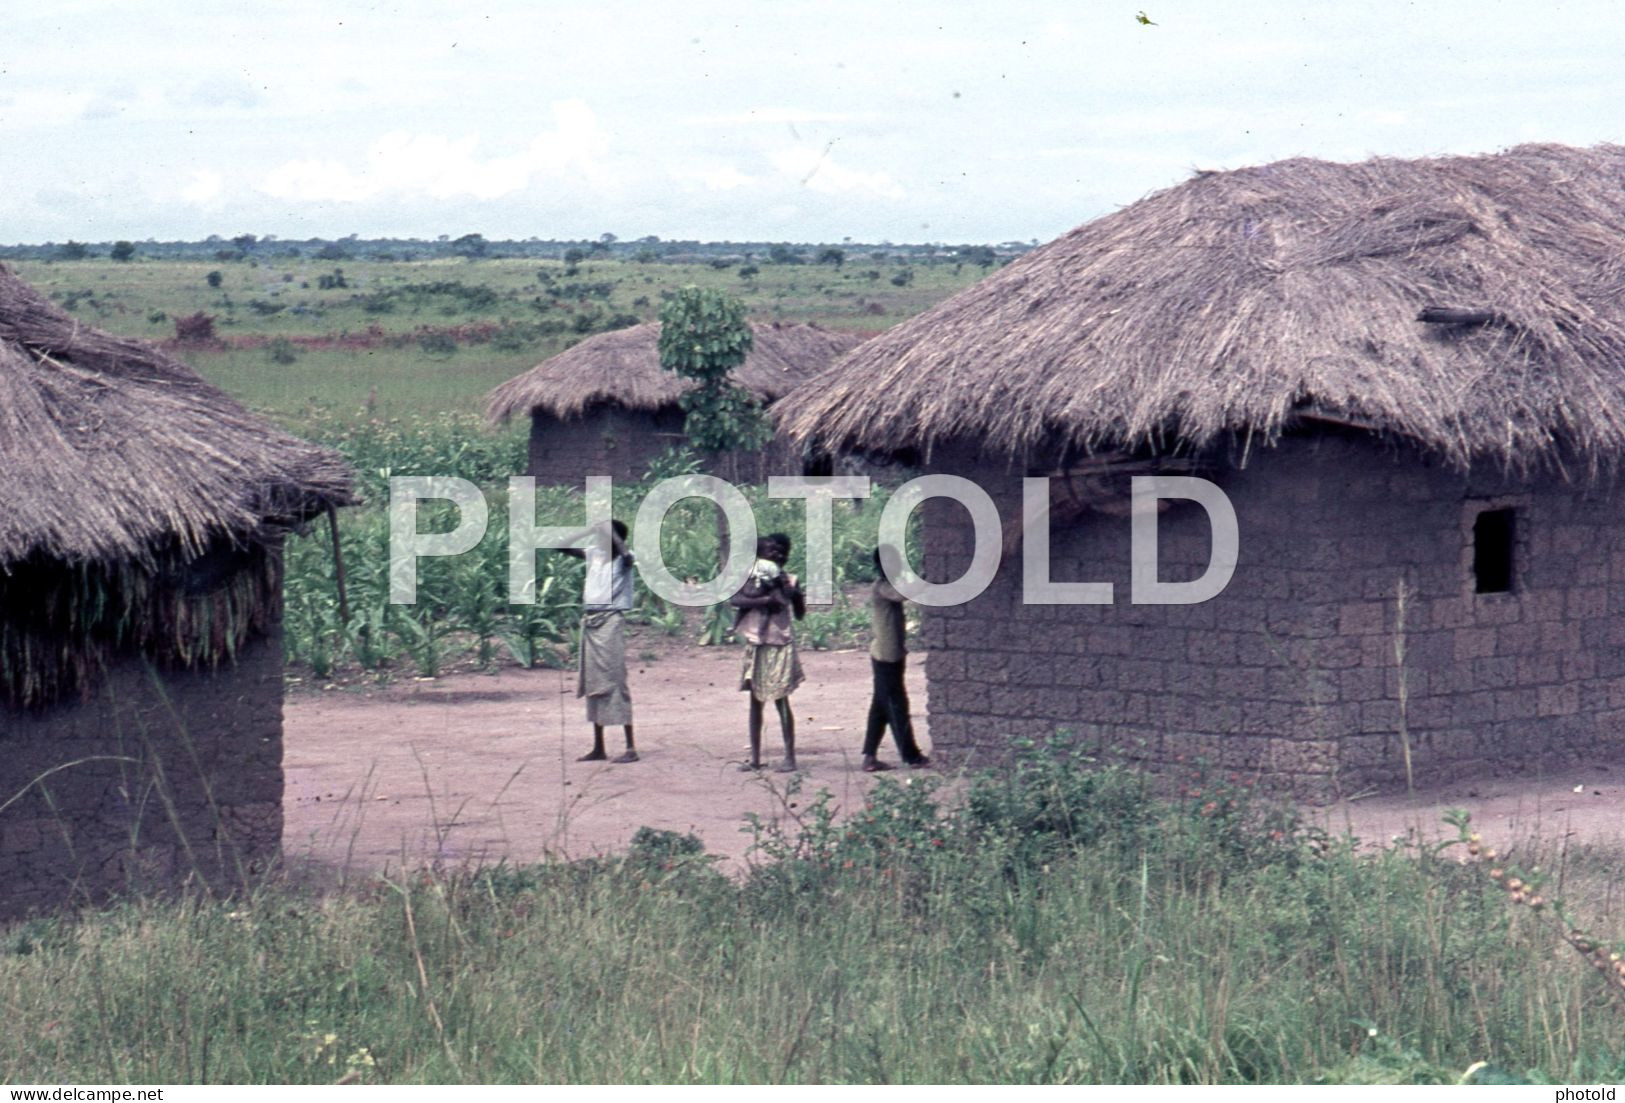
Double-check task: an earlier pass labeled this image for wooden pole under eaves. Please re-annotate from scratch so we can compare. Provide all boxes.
[327,503,351,624]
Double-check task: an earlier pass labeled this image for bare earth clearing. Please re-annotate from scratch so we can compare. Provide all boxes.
[283,641,930,880]
[283,640,1625,880]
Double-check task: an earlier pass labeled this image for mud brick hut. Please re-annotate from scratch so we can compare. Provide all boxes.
[0,266,352,915]
[485,321,859,485]
[783,143,1625,799]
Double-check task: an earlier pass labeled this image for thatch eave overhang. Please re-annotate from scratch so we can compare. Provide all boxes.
[0,265,356,571]
[778,143,1625,481]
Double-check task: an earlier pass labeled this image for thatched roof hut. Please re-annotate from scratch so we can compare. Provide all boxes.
[779,144,1625,798]
[0,266,353,567]
[487,321,861,484]
[0,263,353,913]
[486,320,858,424]
[782,143,1625,475]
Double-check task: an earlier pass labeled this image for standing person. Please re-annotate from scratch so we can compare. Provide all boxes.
[862,545,930,772]
[731,532,805,772]
[554,519,638,764]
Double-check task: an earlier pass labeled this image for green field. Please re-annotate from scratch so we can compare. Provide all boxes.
[10,255,985,421]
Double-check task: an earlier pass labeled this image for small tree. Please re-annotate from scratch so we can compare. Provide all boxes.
[57,240,89,260]
[110,240,136,262]
[657,286,770,457]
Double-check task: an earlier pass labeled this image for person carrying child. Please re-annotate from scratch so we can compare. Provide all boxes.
[730,532,805,772]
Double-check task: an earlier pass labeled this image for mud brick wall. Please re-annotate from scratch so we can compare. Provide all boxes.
[919,434,1625,799]
[0,629,284,918]
[528,406,809,487]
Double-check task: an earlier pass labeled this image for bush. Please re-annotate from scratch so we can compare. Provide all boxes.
[417,332,457,357]
[962,734,1152,868]
[172,312,217,343]
[267,337,299,365]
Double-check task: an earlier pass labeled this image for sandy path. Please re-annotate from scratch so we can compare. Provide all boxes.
[284,640,1625,880]
[283,643,929,880]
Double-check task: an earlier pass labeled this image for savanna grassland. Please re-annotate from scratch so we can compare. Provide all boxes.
[4,253,1625,1085]
[8,251,982,420]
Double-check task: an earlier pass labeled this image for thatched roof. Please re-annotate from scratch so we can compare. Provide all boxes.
[485,321,861,424]
[781,143,1625,474]
[0,265,354,568]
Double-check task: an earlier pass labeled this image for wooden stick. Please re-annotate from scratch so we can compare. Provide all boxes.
[327,503,351,624]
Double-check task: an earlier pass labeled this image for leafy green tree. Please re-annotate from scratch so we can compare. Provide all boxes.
[815,246,846,268]
[56,240,89,260]
[658,286,770,455]
[206,270,223,289]
[110,240,136,262]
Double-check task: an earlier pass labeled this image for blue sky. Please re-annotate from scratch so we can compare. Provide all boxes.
[3,1,1622,244]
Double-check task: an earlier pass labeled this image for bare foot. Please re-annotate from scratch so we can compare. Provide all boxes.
[577,750,608,762]
[907,755,932,769]
[774,759,798,773]
[613,751,640,764]
[862,758,893,773]
[739,761,761,772]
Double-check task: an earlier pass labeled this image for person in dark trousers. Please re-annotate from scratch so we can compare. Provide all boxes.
[862,545,929,772]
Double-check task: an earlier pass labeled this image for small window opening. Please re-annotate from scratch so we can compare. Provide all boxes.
[1472,507,1516,594]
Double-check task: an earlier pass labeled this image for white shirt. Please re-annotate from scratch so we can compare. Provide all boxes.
[583,550,636,611]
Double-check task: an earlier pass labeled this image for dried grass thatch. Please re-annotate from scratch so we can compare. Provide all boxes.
[0,264,354,568]
[484,321,861,424]
[780,144,1625,475]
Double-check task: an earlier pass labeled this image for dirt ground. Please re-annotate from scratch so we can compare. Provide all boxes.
[282,640,931,881]
[283,639,1625,880]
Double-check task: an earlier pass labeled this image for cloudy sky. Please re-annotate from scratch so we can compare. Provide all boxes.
[4,1,1622,244]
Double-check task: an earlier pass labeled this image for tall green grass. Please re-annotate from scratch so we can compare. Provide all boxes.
[3,740,1622,1083]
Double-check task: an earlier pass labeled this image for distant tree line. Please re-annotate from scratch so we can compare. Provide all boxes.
[0,233,1034,266]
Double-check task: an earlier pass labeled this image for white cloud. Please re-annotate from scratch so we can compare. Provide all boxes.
[769,144,905,200]
[685,107,879,126]
[179,170,224,204]
[676,164,755,191]
[258,100,609,204]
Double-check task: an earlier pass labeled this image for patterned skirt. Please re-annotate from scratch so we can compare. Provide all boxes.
[739,642,805,703]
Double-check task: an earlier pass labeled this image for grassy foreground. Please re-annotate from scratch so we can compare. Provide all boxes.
[3,741,1623,1084]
